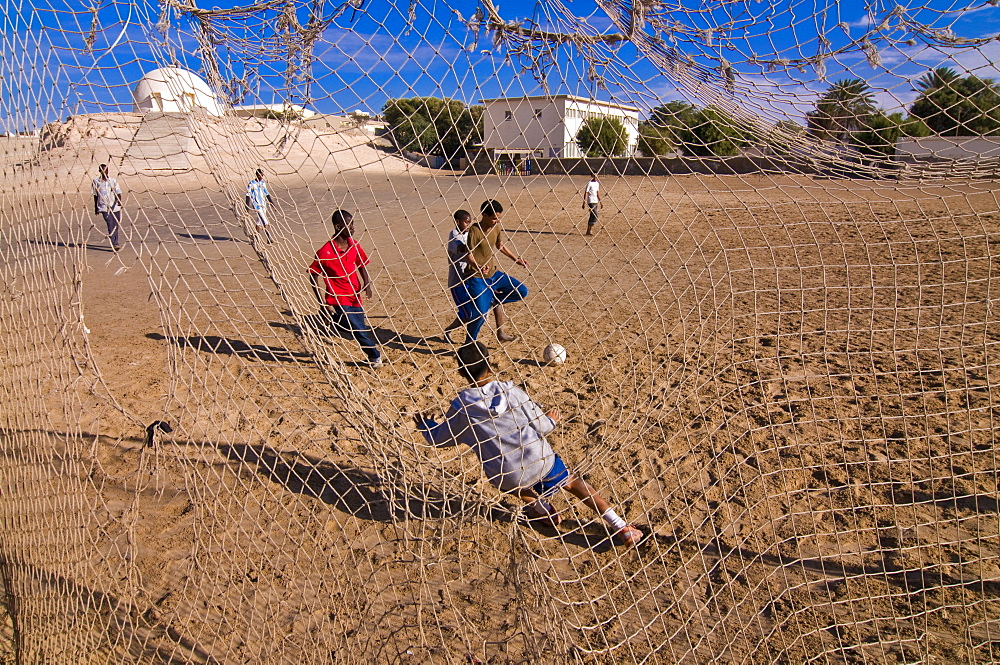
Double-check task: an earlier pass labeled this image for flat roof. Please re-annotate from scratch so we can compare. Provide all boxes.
[479,94,639,112]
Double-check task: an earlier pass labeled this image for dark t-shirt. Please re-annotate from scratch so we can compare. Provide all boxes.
[466,223,504,276]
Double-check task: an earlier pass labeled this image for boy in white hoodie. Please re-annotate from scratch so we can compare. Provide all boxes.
[415,341,643,547]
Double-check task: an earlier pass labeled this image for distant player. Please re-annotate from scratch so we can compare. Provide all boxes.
[246,168,274,243]
[460,200,528,342]
[309,210,382,367]
[91,164,123,251]
[415,341,643,547]
[582,173,602,236]
[443,209,512,344]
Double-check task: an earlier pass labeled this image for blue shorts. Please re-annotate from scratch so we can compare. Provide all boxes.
[531,454,570,497]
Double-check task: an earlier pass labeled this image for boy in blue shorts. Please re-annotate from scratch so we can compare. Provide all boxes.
[415,341,643,546]
[443,209,514,343]
[460,200,528,342]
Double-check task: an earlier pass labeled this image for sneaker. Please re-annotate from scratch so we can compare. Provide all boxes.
[113,245,122,251]
[442,330,454,344]
[367,358,384,368]
[614,525,643,547]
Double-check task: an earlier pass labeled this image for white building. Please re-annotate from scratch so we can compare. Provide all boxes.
[481,94,640,161]
[132,67,224,116]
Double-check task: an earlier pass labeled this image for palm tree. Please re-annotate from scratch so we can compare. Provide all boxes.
[914,67,961,94]
[910,67,1000,135]
[806,79,877,142]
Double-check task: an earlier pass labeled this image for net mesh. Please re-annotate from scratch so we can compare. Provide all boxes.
[2,0,1000,663]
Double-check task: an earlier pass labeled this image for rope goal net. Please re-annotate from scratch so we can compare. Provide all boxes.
[2,0,1000,662]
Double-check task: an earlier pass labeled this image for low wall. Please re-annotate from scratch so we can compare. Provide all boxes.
[896,137,1000,162]
[466,155,821,177]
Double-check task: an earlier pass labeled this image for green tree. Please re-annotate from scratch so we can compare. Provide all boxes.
[636,121,676,157]
[575,116,629,157]
[806,78,877,142]
[383,98,437,152]
[775,119,806,135]
[645,102,753,157]
[850,112,902,159]
[762,120,806,156]
[382,97,483,159]
[909,67,1000,135]
[847,112,930,164]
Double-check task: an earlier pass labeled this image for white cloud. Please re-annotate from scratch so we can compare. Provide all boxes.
[846,14,875,29]
[945,3,999,18]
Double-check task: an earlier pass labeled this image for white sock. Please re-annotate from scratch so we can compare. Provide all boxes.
[602,509,627,531]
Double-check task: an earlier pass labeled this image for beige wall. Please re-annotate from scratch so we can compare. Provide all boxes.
[896,137,1000,160]
[482,98,563,156]
[483,97,640,159]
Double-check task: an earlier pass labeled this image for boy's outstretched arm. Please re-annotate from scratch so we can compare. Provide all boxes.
[517,392,558,436]
[413,407,463,447]
[497,240,529,268]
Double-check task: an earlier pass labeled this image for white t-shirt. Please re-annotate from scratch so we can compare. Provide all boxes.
[585,180,600,204]
[246,179,269,211]
[446,228,468,289]
[92,177,122,213]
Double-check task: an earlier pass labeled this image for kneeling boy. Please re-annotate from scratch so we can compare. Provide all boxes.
[415,341,642,546]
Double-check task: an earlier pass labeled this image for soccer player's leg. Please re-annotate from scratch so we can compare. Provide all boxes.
[461,277,492,341]
[562,475,643,547]
[103,211,121,249]
[341,305,381,364]
[488,271,528,305]
[321,306,351,339]
[444,282,469,342]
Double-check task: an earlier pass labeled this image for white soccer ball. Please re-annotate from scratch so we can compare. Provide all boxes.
[543,343,567,364]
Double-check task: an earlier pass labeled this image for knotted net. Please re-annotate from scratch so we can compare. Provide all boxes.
[2,1,1000,662]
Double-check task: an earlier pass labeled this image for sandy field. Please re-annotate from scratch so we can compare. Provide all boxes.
[2,124,1000,664]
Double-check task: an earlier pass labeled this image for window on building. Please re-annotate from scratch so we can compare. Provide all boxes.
[504,110,513,121]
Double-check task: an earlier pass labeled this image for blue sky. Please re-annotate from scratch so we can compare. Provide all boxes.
[2,0,998,132]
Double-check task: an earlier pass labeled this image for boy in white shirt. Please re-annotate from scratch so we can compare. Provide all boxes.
[245,168,275,243]
[91,164,123,250]
[416,341,643,547]
[582,173,602,236]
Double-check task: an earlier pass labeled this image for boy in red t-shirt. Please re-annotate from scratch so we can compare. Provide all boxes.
[309,210,382,367]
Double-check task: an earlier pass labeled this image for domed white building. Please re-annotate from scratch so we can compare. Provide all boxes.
[132,67,224,116]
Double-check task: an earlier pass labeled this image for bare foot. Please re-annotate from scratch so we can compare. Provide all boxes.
[497,330,517,343]
[615,525,644,547]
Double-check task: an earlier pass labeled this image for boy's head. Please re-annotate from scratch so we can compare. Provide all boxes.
[255,168,264,180]
[98,164,108,177]
[454,209,471,232]
[590,173,598,181]
[480,199,503,222]
[457,341,491,383]
[330,209,355,239]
